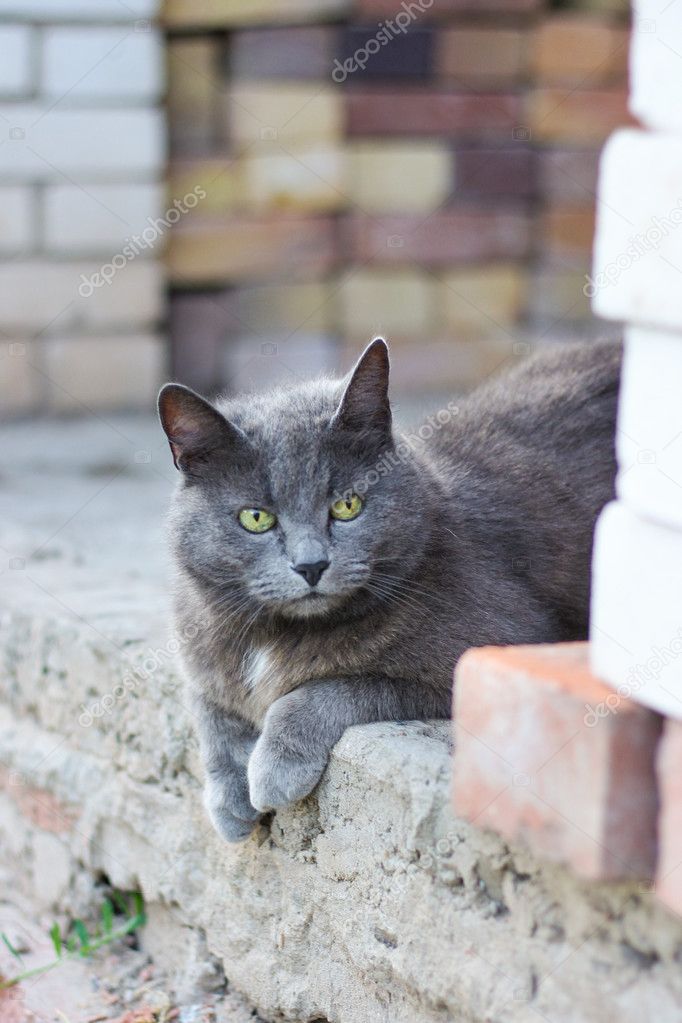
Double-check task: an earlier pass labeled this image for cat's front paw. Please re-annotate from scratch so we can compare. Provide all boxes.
[204,773,262,843]
[247,736,327,812]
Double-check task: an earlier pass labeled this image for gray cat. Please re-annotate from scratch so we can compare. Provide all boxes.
[158,338,620,842]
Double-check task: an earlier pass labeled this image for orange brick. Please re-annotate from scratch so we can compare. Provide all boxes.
[437,28,528,84]
[532,16,629,85]
[656,720,682,917]
[541,206,596,259]
[166,215,337,283]
[453,643,661,880]
[529,87,633,142]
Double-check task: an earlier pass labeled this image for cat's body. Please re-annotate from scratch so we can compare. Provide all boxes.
[159,339,621,841]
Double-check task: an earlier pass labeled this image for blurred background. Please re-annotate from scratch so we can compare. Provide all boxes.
[0,0,632,420]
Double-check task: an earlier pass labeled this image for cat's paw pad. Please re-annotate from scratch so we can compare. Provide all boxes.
[247,740,326,812]
[204,777,262,843]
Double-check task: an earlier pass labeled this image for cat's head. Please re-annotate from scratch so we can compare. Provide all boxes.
[158,340,426,621]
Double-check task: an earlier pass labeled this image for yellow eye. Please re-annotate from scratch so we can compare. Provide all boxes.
[330,494,363,521]
[239,508,277,533]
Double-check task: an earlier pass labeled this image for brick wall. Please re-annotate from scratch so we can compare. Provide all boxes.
[453,1,682,921]
[164,0,632,399]
[0,0,166,417]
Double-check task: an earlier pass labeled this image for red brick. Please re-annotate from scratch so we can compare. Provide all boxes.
[346,209,531,265]
[539,148,600,202]
[346,89,523,137]
[453,643,661,880]
[455,147,537,198]
[166,215,338,284]
[0,767,76,835]
[529,87,634,142]
[655,720,682,917]
[358,0,542,14]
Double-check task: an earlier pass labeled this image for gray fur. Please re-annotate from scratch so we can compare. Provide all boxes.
[158,339,620,842]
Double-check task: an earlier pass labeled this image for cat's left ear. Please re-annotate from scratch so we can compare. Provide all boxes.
[331,338,392,440]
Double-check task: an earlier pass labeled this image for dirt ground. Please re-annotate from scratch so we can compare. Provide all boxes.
[0,894,263,1023]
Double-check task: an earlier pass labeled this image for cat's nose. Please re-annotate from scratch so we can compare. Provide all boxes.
[292,559,330,588]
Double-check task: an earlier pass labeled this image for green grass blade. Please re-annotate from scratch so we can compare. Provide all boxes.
[49,923,62,957]
[1,933,21,960]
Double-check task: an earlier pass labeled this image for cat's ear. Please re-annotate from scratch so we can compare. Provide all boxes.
[331,338,392,439]
[158,383,248,474]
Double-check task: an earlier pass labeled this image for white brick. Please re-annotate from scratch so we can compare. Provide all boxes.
[631,0,682,132]
[591,501,682,718]
[0,260,163,332]
[592,129,682,331]
[0,341,39,416]
[0,107,164,181]
[44,183,164,254]
[42,27,163,101]
[241,146,346,211]
[617,325,682,530]
[0,185,33,254]
[0,1,159,19]
[43,334,164,412]
[0,25,33,97]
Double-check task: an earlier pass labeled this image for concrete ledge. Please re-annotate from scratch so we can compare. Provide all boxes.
[3,419,682,1022]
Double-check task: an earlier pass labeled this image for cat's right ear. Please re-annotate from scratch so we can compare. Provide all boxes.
[158,384,248,474]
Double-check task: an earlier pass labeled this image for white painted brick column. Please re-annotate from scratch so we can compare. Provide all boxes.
[590,1,682,716]
[0,2,166,417]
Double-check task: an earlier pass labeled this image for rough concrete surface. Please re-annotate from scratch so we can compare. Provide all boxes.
[1,417,682,1023]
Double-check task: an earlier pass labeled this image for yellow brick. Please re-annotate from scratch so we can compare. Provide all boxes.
[168,159,244,216]
[0,341,39,417]
[234,282,334,335]
[229,84,343,150]
[241,146,346,212]
[164,0,350,28]
[340,271,437,340]
[167,216,336,283]
[440,265,528,337]
[167,37,221,153]
[347,143,452,214]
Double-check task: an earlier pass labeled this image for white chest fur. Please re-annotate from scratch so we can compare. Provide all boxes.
[242,646,274,693]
